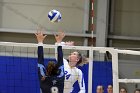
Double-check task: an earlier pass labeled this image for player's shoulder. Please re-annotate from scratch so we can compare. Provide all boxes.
[75,67,82,74]
[63,58,69,65]
[63,58,67,62]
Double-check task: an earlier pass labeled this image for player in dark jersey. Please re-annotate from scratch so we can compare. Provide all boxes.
[35,31,64,93]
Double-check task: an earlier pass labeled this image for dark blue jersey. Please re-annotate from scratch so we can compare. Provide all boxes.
[38,45,64,93]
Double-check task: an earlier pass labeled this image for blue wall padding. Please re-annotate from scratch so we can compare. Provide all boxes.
[0,56,40,93]
[0,56,112,93]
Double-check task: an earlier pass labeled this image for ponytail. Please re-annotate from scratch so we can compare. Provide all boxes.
[76,52,89,66]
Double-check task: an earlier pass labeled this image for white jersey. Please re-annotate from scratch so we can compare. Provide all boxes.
[63,59,85,93]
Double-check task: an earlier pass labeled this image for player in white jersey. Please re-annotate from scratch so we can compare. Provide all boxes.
[63,58,85,93]
[55,31,87,93]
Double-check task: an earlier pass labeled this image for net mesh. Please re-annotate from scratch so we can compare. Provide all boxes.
[0,44,90,93]
[0,45,39,93]
[0,42,140,93]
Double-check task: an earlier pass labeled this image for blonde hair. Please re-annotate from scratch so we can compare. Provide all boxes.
[76,51,89,66]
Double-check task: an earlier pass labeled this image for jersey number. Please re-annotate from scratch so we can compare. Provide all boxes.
[51,87,58,93]
[64,71,71,80]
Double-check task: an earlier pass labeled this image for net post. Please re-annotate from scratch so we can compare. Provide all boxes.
[110,49,119,93]
[88,48,93,93]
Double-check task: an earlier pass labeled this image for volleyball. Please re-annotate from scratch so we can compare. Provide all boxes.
[48,9,62,23]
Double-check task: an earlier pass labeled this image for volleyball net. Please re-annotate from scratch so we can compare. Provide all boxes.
[0,42,140,93]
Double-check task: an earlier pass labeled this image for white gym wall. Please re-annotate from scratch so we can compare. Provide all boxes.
[0,0,87,45]
[0,0,85,32]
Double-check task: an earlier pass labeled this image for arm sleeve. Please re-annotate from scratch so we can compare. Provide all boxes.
[38,43,44,65]
[78,70,86,93]
[37,43,46,77]
[56,46,65,78]
[57,46,63,67]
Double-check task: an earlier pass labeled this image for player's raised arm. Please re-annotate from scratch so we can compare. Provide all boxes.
[54,30,65,45]
[57,46,63,68]
[54,31,75,46]
[35,30,46,65]
[35,28,47,79]
[54,31,64,65]
[35,27,47,44]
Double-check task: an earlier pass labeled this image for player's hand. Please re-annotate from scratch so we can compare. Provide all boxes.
[54,31,65,43]
[65,41,74,46]
[41,76,46,81]
[35,27,47,43]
